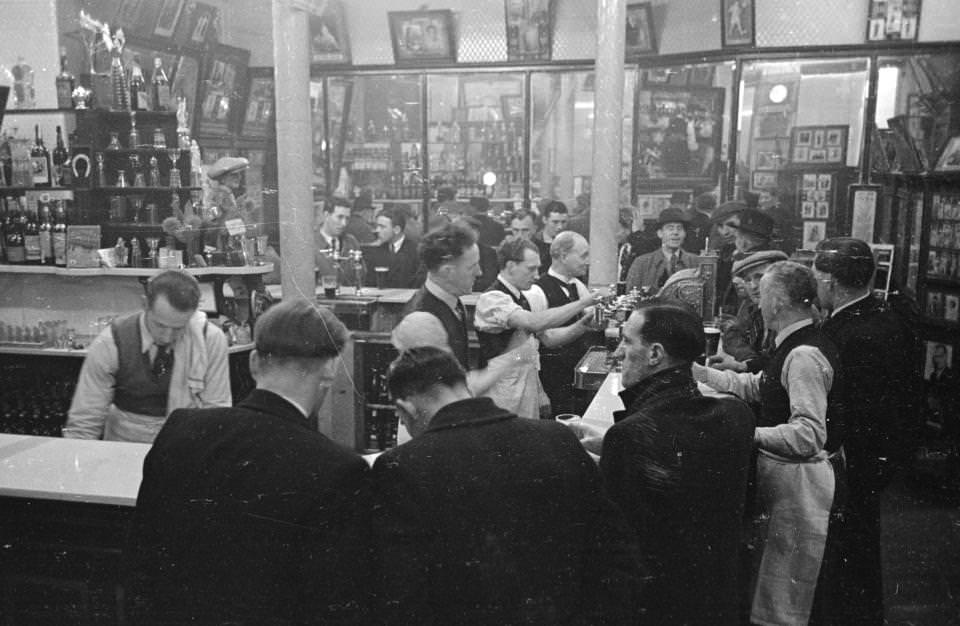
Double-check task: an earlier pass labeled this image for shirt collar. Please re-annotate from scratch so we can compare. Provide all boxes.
[830,291,871,317]
[392,235,405,253]
[138,312,155,354]
[661,247,681,260]
[547,267,575,285]
[424,277,461,313]
[496,273,522,298]
[269,390,311,420]
[774,318,815,348]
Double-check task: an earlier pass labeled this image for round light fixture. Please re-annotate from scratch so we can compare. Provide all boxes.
[768,84,788,104]
[482,171,497,187]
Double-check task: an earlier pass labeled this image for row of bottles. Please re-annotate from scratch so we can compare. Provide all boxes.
[53,42,173,112]
[1,196,69,266]
[0,124,70,188]
[0,367,75,437]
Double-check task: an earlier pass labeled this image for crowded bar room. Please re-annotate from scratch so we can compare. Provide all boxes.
[1,0,959,623]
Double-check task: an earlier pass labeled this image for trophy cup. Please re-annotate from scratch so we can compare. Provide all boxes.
[167,148,181,188]
[145,237,160,268]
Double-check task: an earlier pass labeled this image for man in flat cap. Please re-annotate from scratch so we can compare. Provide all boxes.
[734,207,775,259]
[204,156,260,238]
[625,207,701,293]
[127,299,373,624]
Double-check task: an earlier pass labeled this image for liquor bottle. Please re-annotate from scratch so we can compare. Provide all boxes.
[38,203,53,264]
[129,54,148,111]
[30,125,51,187]
[52,126,69,186]
[151,57,172,111]
[3,199,25,264]
[52,201,67,267]
[55,46,75,109]
[23,203,41,263]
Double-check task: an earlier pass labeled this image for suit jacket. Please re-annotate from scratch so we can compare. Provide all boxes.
[371,397,644,624]
[625,248,701,293]
[365,238,420,288]
[601,367,755,625]
[126,389,372,625]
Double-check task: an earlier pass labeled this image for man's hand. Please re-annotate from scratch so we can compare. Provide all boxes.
[707,353,747,372]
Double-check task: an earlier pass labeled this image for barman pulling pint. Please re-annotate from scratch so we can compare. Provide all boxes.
[63,270,231,443]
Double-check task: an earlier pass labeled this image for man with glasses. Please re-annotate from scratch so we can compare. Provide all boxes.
[127,299,372,624]
[405,221,483,370]
[64,270,230,443]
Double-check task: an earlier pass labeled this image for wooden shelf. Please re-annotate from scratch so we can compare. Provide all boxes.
[0,342,253,358]
[0,263,274,278]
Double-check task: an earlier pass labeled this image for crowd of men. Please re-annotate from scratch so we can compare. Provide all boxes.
[66,189,927,624]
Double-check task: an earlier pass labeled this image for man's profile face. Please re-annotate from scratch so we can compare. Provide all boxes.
[744,263,776,305]
[657,222,686,251]
[145,295,194,347]
[543,211,568,238]
[443,244,482,296]
[615,311,652,388]
[560,238,590,278]
[375,216,396,245]
[323,207,350,237]
[510,216,535,241]
[506,248,541,291]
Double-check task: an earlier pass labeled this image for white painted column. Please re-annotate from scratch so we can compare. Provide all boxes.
[271,0,314,301]
[589,0,627,287]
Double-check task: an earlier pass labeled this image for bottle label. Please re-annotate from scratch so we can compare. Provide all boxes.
[31,157,50,186]
[24,234,41,261]
[53,232,66,265]
[39,231,52,262]
[5,241,26,263]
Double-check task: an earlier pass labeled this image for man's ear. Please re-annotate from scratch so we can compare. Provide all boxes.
[249,350,261,378]
[648,342,666,366]
[395,398,417,421]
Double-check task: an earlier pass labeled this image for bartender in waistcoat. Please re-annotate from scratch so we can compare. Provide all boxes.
[525,231,602,416]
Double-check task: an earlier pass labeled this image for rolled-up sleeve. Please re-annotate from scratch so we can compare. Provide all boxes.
[754,345,833,458]
[474,291,522,332]
[693,362,761,402]
[200,324,231,408]
[64,328,119,439]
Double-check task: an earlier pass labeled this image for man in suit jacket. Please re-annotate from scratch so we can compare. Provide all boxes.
[404,221,483,370]
[315,198,362,287]
[366,206,420,288]
[372,346,644,624]
[601,302,755,624]
[814,237,922,623]
[625,207,701,293]
[127,299,372,625]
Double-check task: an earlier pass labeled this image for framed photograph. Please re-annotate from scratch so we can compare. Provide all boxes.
[792,146,809,163]
[311,0,351,66]
[721,0,755,48]
[802,173,817,189]
[809,149,827,163]
[815,201,830,219]
[153,0,185,39]
[795,129,813,146]
[867,0,922,42]
[826,146,843,162]
[195,43,249,137]
[817,174,832,190]
[751,170,778,190]
[625,3,657,57]
[172,53,201,133]
[813,130,825,149]
[791,125,848,167]
[634,193,673,220]
[173,1,219,49]
[389,9,456,65]
[505,0,554,62]
[923,341,952,381]
[826,127,844,146]
[935,136,960,172]
[241,67,274,139]
[634,85,725,187]
[801,201,815,218]
[802,221,827,250]
[945,295,959,323]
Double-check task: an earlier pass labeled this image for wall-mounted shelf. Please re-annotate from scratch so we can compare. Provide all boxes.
[0,263,273,277]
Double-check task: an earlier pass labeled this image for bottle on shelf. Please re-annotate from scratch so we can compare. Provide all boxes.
[3,197,26,264]
[30,125,51,188]
[52,126,69,187]
[38,203,53,265]
[151,57,172,111]
[52,201,67,267]
[23,202,41,264]
[55,46,75,110]
[129,54,148,111]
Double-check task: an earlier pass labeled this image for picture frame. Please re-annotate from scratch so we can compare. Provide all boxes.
[153,0,185,39]
[751,170,778,190]
[505,0,554,62]
[721,0,755,48]
[634,85,725,187]
[172,53,201,133]
[240,67,275,139]
[815,201,830,219]
[310,0,351,66]
[867,0,922,43]
[625,3,657,57]
[935,136,960,172]
[388,9,456,65]
[195,43,249,137]
[849,184,881,243]
[791,125,848,166]
[801,201,815,219]
[923,341,952,381]
[173,1,220,49]
[802,220,827,250]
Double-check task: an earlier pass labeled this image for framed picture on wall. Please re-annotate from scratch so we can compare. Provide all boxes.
[505,0,554,62]
[195,43,249,136]
[935,136,960,172]
[802,220,827,250]
[721,0,755,48]
[173,2,220,49]
[153,0,185,39]
[388,9,456,65]
[625,3,656,57]
[241,68,275,139]
[310,0,351,66]
[172,53,201,133]
[867,0,922,42]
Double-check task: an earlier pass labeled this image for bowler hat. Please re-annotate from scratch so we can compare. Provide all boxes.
[711,200,746,224]
[737,208,775,239]
[732,249,788,277]
[656,207,690,227]
[207,156,249,180]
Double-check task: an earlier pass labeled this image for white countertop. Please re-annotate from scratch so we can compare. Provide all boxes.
[0,434,150,507]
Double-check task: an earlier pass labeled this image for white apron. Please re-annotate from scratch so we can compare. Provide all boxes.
[481,335,548,420]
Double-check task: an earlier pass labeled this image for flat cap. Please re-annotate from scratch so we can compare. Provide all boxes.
[732,249,788,277]
[207,156,249,180]
[656,206,690,226]
[737,208,775,239]
[254,299,348,359]
[711,200,746,224]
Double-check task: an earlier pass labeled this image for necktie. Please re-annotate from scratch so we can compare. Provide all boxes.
[564,281,578,303]
[152,345,174,378]
[455,299,467,322]
[669,252,678,276]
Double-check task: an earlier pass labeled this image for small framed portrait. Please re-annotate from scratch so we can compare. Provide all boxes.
[867,0,922,43]
[946,295,960,323]
[721,0,755,48]
[827,146,843,162]
[793,146,809,163]
[795,129,813,146]
[801,201,815,218]
[195,43,249,136]
[389,9,457,65]
[813,130,826,149]
[751,170,778,190]
[153,0,185,39]
[815,201,830,219]
[802,173,817,189]
[802,221,827,250]
[173,2,220,48]
[240,67,274,139]
[817,174,832,190]
[849,184,881,242]
[923,341,953,380]
[311,0,351,66]
[625,3,657,57]
[809,149,827,163]
[826,128,844,146]
[505,0,554,62]
[935,136,960,172]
